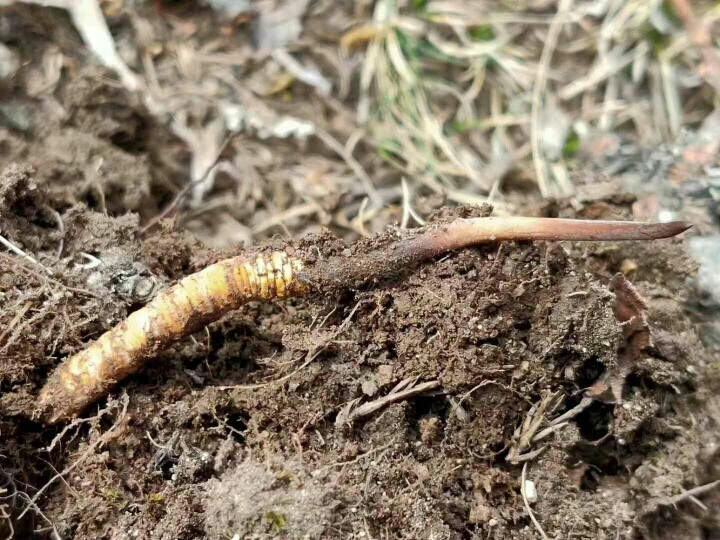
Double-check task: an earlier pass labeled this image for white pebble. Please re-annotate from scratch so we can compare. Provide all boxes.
[524,480,538,503]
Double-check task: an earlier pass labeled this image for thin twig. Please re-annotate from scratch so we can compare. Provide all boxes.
[347,379,441,422]
[314,442,393,474]
[18,394,129,520]
[45,413,106,453]
[15,491,61,540]
[521,463,549,540]
[0,503,14,540]
[51,209,64,259]
[0,301,31,351]
[661,479,720,507]
[215,302,360,391]
[0,252,97,298]
[252,202,320,235]
[315,129,381,208]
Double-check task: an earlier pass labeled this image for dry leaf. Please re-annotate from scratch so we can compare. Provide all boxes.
[340,25,382,51]
[606,274,651,402]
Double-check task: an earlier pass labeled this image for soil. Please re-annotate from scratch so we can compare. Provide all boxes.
[1,3,719,540]
[1,157,718,539]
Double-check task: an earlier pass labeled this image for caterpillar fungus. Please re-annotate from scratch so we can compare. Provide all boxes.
[38,216,691,423]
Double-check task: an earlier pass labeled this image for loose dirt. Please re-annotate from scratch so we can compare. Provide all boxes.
[1,156,718,539]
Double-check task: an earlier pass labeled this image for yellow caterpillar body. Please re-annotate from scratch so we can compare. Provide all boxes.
[39,251,306,423]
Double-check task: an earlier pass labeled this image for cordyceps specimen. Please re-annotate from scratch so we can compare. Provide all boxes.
[37,216,691,423]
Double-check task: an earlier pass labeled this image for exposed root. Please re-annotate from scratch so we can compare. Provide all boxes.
[0,231,52,275]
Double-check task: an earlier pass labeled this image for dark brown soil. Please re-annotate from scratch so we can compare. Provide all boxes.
[1,156,718,539]
[1,4,719,540]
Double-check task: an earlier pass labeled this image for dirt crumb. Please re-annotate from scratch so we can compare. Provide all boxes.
[31,129,151,215]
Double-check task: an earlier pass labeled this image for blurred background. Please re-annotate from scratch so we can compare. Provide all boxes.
[0,0,717,234]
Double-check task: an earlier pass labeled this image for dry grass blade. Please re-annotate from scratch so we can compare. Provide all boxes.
[338,378,441,424]
[667,0,720,93]
[659,56,682,137]
[314,129,382,208]
[400,177,425,229]
[559,44,649,101]
[140,132,238,235]
[507,391,563,463]
[359,0,486,200]
[531,0,574,198]
[271,49,331,96]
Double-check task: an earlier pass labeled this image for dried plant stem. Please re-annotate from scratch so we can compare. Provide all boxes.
[661,479,720,507]
[522,463,549,540]
[38,217,690,423]
[668,0,720,93]
[348,379,440,422]
[18,394,128,527]
[140,132,237,235]
[531,0,574,198]
[315,129,381,208]
[0,231,52,274]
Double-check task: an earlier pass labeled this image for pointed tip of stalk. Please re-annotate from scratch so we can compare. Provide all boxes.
[596,220,692,241]
[651,220,693,239]
[574,219,693,241]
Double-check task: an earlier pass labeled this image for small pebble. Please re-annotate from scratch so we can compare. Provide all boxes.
[524,480,537,503]
[361,379,378,396]
[0,43,19,80]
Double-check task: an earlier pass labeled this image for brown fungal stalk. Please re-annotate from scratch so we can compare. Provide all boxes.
[38,216,690,423]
